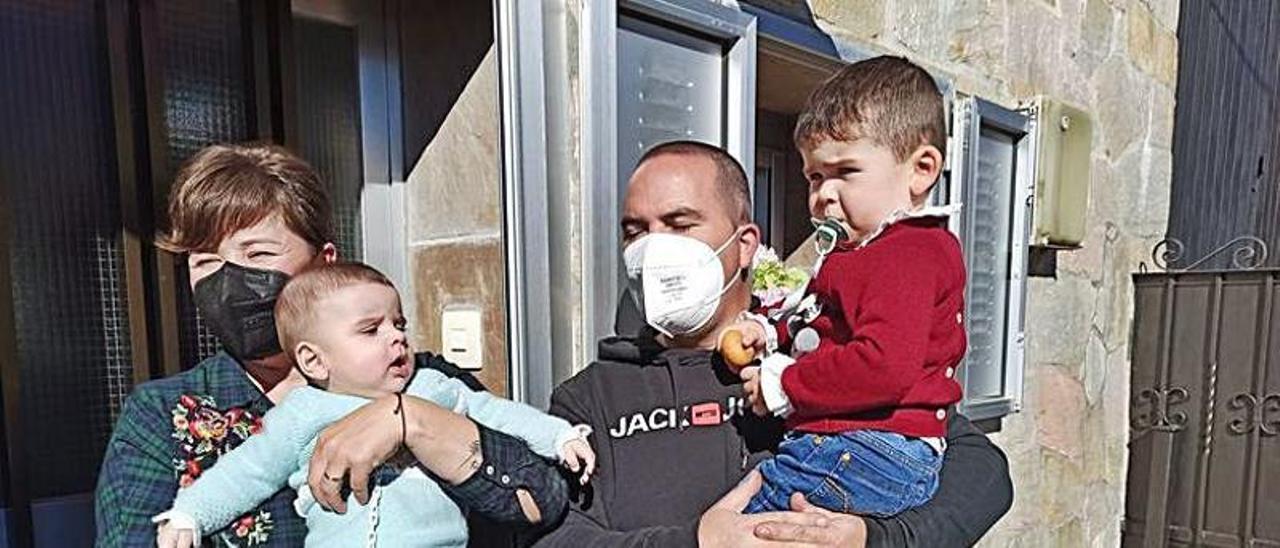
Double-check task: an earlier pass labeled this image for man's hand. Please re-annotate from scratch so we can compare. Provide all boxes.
[752,493,868,547]
[740,366,769,416]
[697,470,834,548]
[307,394,417,513]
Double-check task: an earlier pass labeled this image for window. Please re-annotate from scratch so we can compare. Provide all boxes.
[576,0,757,371]
[949,97,1035,421]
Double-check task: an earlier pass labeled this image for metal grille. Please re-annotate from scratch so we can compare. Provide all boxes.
[1166,0,1280,270]
[295,16,364,259]
[0,0,133,497]
[1124,269,1280,547]
[156,0,251,367]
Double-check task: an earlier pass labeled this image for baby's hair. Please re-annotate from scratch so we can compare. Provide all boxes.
[275,262,396,357]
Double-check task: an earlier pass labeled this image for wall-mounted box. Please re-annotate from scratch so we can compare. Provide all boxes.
[1031,97,1093,248]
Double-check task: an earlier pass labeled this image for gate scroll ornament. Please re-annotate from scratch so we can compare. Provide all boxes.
[1227,393,1280,436]
[1145,236,1268,272]
[1131,386,1190,434]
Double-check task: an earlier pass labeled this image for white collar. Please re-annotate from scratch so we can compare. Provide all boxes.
[856,203,963,249]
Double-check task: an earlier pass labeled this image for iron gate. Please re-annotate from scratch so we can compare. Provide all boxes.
[1124,239,1280,547]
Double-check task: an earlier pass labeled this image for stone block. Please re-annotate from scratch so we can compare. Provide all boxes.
[1144,0,1180,35]
[1006,0,1064,98]
[1102,350,1132,454]
[406,49,502,243]
[812,0,886,41]
[1082,332,1108,406]
[1096,264,1134,350]
[903,0,1003,74]
[1074,0,1117,77]
[410,236,509,396]
[1083,480,1123,546]
[1054,221,1109,282]
[1026,277,1096,369]
[1091,54,1149,157]
[1051,518,1085,547]
[1041,449,1087,525]
[1126,3,1177,86]
[1148,87,1176,150]
[1036,366,1087,459]
[1112,147,1172,239]
[1085,155,1120,226]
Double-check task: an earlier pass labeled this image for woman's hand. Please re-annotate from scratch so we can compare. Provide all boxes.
[307,394,485,513]
[307,394,407,513]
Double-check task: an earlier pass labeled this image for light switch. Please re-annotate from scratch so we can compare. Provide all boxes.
[441,306,483,370]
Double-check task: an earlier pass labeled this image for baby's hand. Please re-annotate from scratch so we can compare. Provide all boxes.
[719,320,766,370]
[739,366,768,417]
[156,521,194,548]
[560,438,597,485]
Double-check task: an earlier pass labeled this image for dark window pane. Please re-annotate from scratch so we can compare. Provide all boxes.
[0,0,132,497]
[155,0,251,367]
[294,16,363,259]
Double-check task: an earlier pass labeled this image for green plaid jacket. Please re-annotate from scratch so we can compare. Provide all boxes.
[95,353,300,547]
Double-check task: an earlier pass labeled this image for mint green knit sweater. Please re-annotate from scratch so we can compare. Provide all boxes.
[167,367,572,547]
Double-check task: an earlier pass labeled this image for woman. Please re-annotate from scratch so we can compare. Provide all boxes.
[95,144,564,546]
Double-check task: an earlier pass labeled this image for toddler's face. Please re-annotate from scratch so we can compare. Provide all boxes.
[799,137,916,244]
[308,282,413,398]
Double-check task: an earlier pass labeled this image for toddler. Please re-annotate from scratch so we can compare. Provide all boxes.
[727,56,966,517]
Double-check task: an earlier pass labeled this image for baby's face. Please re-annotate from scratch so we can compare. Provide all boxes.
[310,282,413,398]
[799,137,916,243]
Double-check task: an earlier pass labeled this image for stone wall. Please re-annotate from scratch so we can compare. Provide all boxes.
[799,0,1179,545]
[404,48,509,397]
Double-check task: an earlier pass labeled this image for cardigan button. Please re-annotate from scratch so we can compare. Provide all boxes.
[936,409,946,421]
[945,367,955,379]
[486,465,495,476]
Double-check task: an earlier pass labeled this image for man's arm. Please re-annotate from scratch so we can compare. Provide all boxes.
[532,383,700,548]
[95,390,180,547]
[406,366,576,460]
[419,353,570,527]
[862,413,1013,547]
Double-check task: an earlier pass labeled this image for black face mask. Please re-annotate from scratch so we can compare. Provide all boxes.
[192,261,291,361]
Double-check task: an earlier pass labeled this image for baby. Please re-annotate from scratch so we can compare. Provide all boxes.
[154,262,593,547]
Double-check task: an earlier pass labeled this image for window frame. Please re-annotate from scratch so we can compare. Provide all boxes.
[576,0,757,373]
[949,95,1036,421]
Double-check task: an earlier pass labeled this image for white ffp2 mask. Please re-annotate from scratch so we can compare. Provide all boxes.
[623,229,742,338]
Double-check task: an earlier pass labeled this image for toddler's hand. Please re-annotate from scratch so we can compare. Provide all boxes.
[739,366,768,417]
[719,321,766,370]
[560,438,597,485]
[156,521,194,548]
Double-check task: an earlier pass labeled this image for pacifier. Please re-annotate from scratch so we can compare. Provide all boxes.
[810,217,854,256]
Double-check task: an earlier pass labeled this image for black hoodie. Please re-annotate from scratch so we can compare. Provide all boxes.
[532,332,1013,548]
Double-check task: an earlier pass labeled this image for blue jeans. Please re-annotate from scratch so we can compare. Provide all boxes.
[745,430,942,517]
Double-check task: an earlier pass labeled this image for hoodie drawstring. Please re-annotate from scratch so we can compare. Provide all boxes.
[664,358,684,431]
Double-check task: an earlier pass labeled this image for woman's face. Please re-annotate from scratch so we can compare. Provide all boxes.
[187,214,335,289]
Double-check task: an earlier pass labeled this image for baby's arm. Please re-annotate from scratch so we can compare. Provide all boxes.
[153,403,310,543]
[405,369,594,480]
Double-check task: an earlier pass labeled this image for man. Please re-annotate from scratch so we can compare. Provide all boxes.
[533,141,1012,547]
